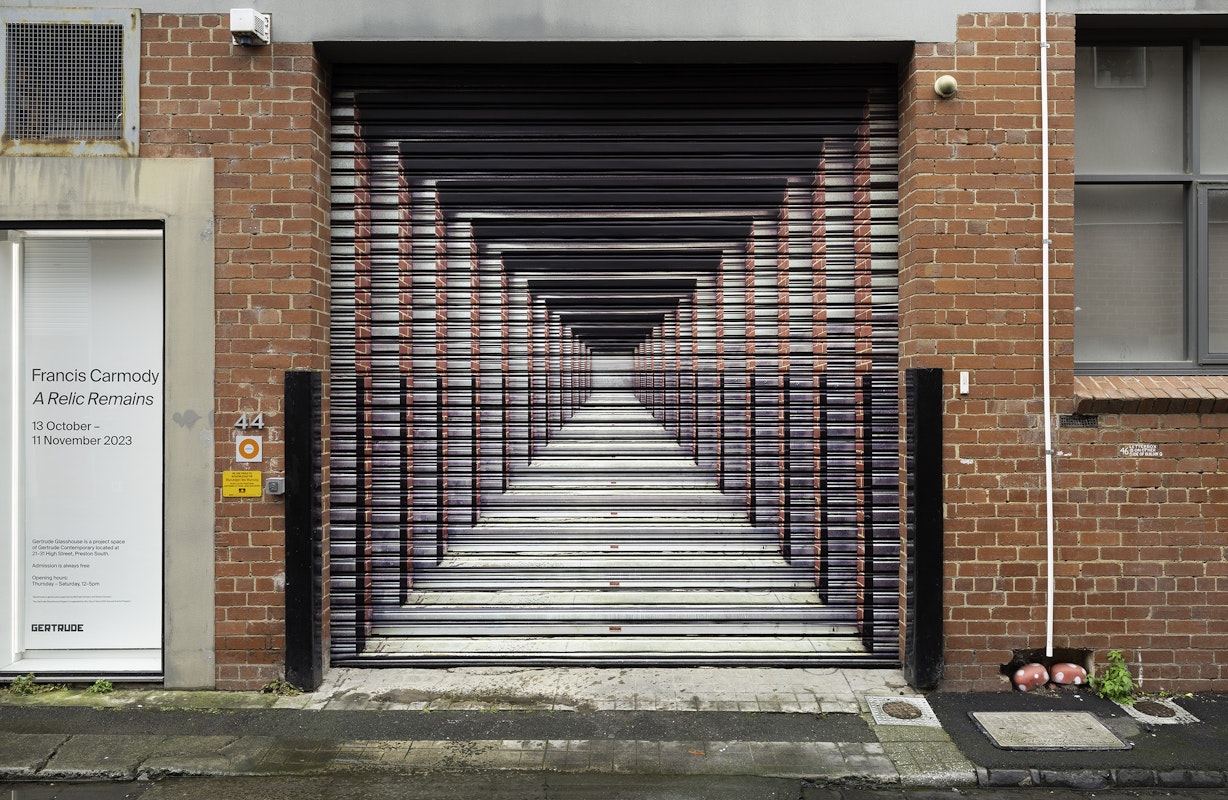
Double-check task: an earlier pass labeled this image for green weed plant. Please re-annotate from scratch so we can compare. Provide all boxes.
[1089,649,1136,705]
[6,673,38,695]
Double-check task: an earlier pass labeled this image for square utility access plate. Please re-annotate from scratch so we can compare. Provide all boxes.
[970,711,1132,751]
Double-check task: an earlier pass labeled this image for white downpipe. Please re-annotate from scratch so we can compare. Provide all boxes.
[1039,0,1056,659]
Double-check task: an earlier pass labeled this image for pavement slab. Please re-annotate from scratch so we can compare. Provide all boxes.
[306,666,903,714]
[139,736,275,779]
[0,732,68,778]
[40,734,157,780]
[1,668,1225,790]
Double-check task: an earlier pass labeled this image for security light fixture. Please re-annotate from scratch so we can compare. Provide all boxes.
[230,8,271,46]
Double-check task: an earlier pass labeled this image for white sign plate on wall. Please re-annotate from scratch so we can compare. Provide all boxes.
[18,235,163,659]
[235,435,262,463]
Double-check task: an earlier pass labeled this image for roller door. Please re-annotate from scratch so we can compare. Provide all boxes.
[329,64,901,665]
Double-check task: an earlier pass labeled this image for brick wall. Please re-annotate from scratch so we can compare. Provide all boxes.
[133,10,1227,692]
[140,14,331,689]
[901,13,1228,692]
[1054,404,1228,689]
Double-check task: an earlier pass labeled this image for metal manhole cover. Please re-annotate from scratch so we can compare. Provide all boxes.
[866,695,942,728]
[970,711,1131,751]
[1134,700,1176,718]
[1118,697,1199,725]
[882,700,922,720]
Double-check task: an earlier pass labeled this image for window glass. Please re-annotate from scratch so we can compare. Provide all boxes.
[9,231,164,671]
[1200,47,1228,173]
[1075,46,1184,174]
[1208,189,1228,354]
[1074,185,1185,362]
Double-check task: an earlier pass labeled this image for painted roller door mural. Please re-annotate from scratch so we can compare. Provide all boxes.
[329,65,900,665]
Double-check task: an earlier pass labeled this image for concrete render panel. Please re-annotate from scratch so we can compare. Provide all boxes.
[0,158,216,688]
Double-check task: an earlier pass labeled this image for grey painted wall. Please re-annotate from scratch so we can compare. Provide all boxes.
[4,1,1227,46]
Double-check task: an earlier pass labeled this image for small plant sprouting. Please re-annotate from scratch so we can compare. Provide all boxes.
[1089,649,1137,705]
[7,672,38,695]
[260,678,302,696]
[88,679,115,694]
[3,673,66,695]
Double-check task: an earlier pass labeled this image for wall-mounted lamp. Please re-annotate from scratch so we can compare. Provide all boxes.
[230,8,271,46]
[933,74,959,99]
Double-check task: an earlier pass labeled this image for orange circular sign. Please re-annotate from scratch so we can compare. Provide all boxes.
[236,436,262,461]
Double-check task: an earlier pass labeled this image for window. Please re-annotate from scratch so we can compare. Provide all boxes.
[1075,39,1228,371]
[1,227,165,675]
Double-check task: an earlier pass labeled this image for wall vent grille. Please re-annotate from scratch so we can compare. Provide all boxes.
[5,23,124,141]
[1059,413,1100,429]
[0,9,139,156]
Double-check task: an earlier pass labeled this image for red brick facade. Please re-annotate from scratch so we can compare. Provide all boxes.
[140,14,332,688]
[901,13,1228,691]
[136,11,1226,691]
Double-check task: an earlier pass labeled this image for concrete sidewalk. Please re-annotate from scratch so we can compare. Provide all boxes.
[0,667,1223,790]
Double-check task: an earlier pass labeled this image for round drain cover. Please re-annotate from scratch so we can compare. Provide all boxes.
[1133,699,1177,718]
[882,700,923,720]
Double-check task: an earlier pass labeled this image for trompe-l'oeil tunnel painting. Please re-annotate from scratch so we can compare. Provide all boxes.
[329,65,900,666]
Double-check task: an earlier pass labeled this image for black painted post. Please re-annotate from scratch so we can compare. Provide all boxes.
[904,367,944,689]
[284,370,323,691]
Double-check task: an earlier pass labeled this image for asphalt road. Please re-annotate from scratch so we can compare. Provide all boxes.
[5,778,1228,800]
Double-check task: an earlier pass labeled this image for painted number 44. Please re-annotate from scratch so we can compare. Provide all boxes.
[234,412,265,430]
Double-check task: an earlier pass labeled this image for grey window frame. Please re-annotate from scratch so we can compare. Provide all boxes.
[1076,36,1228,374]
[1197,183,1228,364]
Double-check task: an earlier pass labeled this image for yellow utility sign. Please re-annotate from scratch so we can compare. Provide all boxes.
[222,470,263,498]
